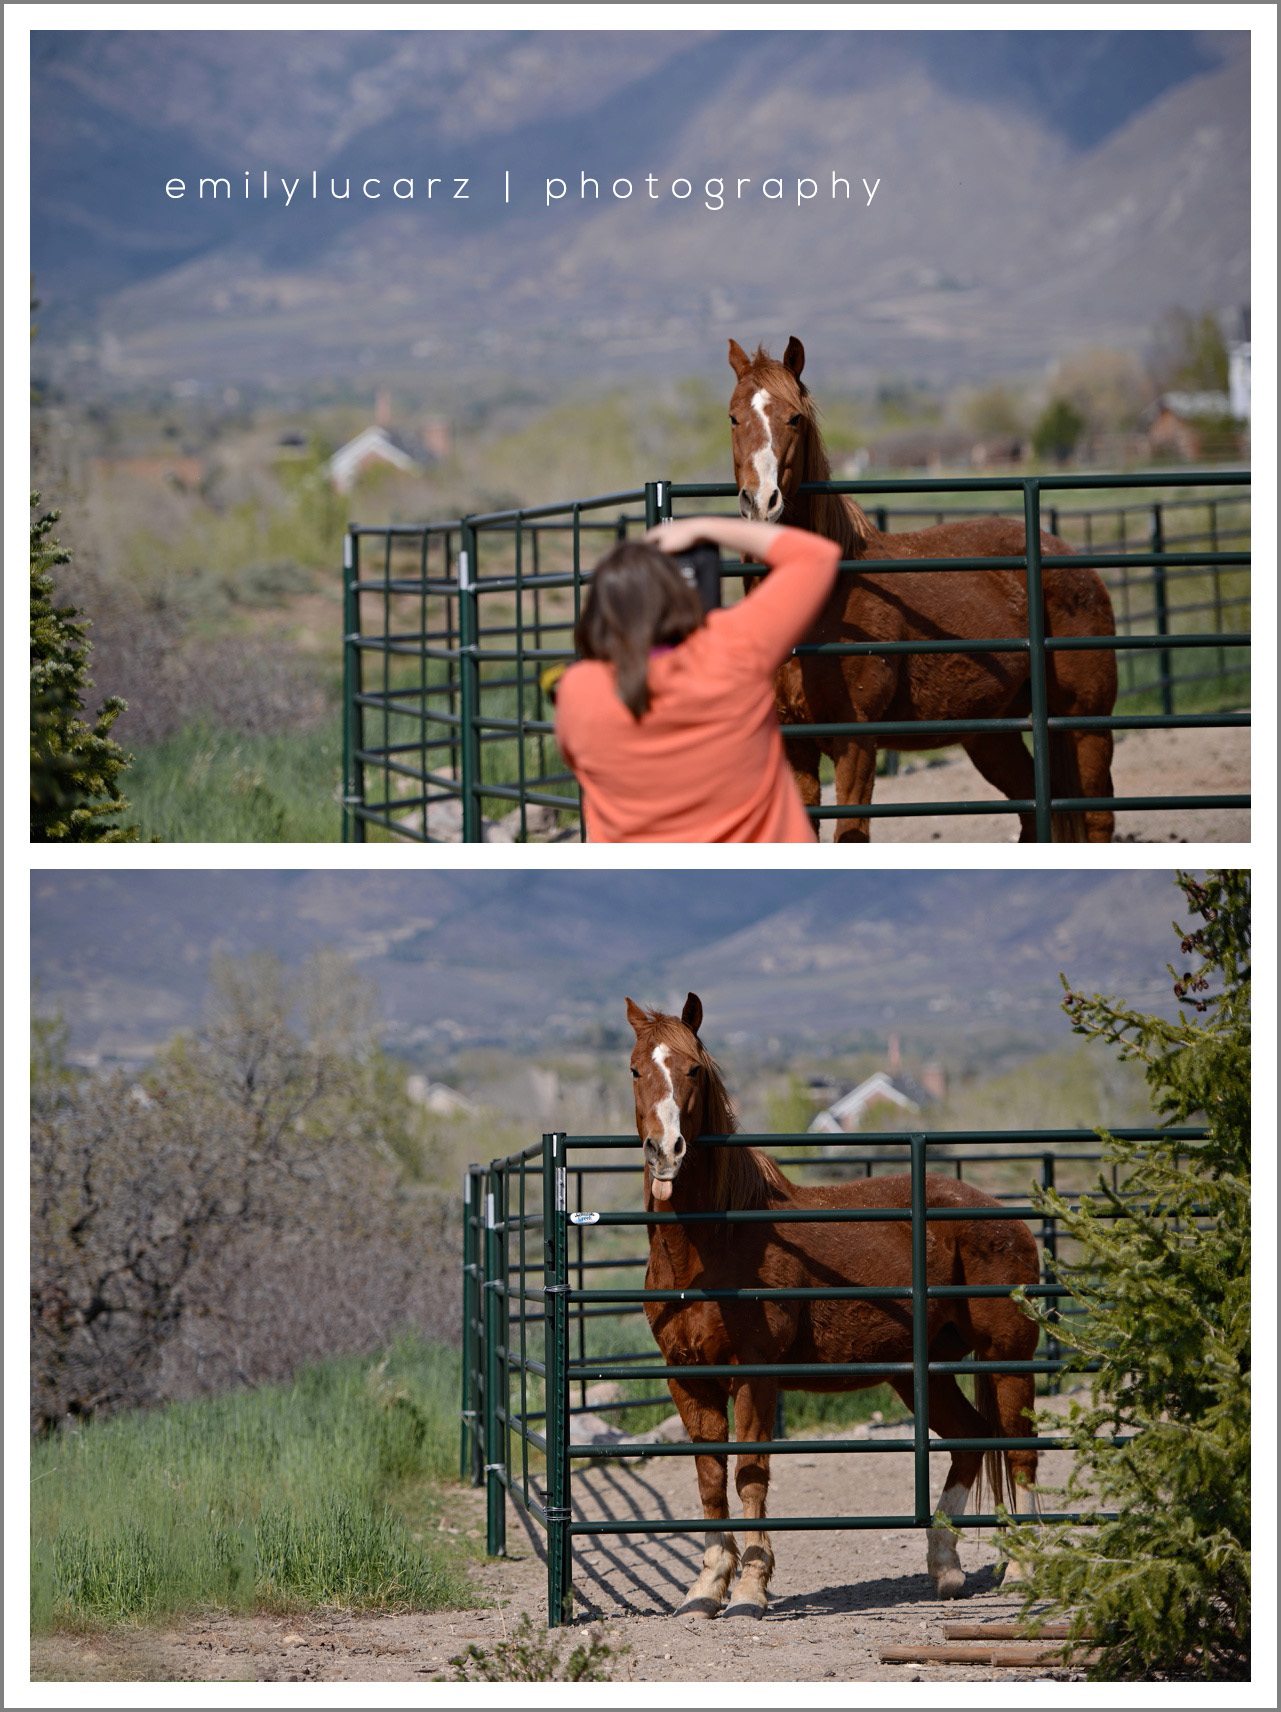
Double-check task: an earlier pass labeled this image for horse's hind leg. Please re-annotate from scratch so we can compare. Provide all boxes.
[983,1370,1040,1584]
[890,1373,990,1597]
[667,1377,737,1617]
[961,733,1038,841]
[1069,729,1115,843]
[724,1378,777,1617]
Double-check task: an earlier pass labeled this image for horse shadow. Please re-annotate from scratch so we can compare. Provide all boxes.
[509,1464,1007,1621]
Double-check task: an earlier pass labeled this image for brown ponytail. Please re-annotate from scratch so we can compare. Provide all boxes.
[574,543,706,719]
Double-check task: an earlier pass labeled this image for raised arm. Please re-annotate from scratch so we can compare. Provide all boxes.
[646,517,842,673]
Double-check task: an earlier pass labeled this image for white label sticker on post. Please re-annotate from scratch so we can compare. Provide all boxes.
[486,1192,496,1229]
[556,1170,566,1213]
[458,549,471,590]
[569,1212,600,1226]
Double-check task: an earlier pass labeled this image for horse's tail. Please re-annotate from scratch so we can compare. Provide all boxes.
[1048,730,1087,843]
[973,1373,1017,1516]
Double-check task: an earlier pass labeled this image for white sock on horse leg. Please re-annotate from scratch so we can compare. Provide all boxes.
[927,1480,969,1595]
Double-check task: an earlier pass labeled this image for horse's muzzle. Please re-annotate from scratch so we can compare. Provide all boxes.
[740,487,784,522]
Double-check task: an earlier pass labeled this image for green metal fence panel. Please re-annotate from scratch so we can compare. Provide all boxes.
[345,475,1248,839]
[466,1126,1207,1625]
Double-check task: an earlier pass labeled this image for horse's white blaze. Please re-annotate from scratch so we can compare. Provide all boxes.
[749,387,779,515]
[650,1044,682,1161]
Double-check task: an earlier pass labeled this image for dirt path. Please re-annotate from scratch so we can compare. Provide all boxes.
[32,1414,1088,1685]
[820,720,1249,842]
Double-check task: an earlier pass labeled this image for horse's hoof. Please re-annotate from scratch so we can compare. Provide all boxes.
[932,1568,966,1600]
[999,1559,1029,1587]
[723,1601,768,1620]
[678,1597,723,1620]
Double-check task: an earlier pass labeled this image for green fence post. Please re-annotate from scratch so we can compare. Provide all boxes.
[643,481,661,530]
[1022,481,1053,841]
[461,1171,476,1481]
[458,520,482,842]
[910,1134,931,1524]
[1150,503,1174,716]
[483,1167,507,1556]
[543,1132,573,1626]
[342,527,365,841]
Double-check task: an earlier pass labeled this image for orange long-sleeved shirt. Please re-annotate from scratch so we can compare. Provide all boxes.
[554,526,841,842]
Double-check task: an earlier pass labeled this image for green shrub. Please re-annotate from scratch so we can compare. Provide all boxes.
[30,496,136,840]
[1008,872,1250,1679]
[450,1613,622,1682]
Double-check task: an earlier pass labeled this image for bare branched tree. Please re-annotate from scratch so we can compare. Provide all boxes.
[31,953,458,1431]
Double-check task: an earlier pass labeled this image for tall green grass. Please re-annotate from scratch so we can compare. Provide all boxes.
[124,724,345,842]
[31,1338,476,1631]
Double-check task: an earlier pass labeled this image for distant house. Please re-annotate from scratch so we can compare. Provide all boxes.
[326,425,426,492]
[1142,392,1239,462]
[325,389,452,492]
[405,1074,476,1118]
[808,1071,935,1133]
[808,1035,946,1134]
[1228,306,1251,422]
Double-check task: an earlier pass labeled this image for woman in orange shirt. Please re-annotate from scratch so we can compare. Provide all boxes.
[554,516,841,842]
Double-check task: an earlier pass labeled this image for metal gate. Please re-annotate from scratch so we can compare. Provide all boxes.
[460,1126,1205,1625]
[343,472,1249,841]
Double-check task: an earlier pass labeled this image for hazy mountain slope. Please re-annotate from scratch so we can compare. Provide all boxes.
[30,30,1248,389]
[32,872,1186,1063]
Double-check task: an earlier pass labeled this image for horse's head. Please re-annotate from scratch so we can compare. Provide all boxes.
[625,992,712,1203]
[726,336,813,522]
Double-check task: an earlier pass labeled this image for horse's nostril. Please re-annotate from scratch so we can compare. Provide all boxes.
[673,1137,686,1159]
[768,489,781,511]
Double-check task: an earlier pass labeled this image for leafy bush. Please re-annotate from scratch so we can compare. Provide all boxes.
[1008,872,1250,1680]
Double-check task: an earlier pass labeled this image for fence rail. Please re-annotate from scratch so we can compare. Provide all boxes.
[461,1126,1205,1625]
[345,472,1249,842]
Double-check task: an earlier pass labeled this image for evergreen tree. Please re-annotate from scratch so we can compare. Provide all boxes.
[1009,871,1250,1679]
[30,495,137,840]
[1031,396,1086,464]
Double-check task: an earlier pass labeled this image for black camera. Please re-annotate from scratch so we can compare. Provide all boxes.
[672,540,723,612]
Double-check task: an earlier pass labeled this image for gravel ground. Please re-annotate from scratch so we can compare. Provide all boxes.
[819,721,1249,842]
[32,1410,1090,1686]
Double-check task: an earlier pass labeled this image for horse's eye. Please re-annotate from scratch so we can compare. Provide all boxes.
[729,415,738,426]
[688,1064,701,1078]
[631,1067,640,1079]
[788,414,802,426]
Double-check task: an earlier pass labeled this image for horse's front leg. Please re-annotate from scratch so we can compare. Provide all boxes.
[832,737,878,843]
[666,1377,737,1617]
[725,1377,778,1617]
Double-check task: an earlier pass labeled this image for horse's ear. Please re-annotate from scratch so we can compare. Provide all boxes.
[625,997,647,1034]
[681,992,703,1037]
[783,335,805,378]
[727,339,751,380]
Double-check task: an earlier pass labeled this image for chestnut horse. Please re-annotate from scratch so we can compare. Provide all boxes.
[627,992,1040,1618]
[727,337,1118,842]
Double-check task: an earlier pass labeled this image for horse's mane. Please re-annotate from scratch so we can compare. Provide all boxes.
[633,1007,792,1212]
[746,347,875,558]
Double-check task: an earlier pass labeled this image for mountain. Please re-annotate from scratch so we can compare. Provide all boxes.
[31,870,1189,1065]
[30,29,1248,393]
